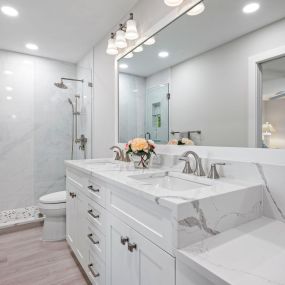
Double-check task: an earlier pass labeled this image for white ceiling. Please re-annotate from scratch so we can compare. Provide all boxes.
[0,0,138,63]
[120,0,285,77]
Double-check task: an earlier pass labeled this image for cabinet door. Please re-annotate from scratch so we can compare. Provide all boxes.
[76,189,88,266]
[66,178,77,248]
[131,229,175,285]
[106,214,137,285]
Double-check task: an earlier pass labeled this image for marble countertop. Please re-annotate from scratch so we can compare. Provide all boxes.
[176,217,285,285]
[65,158,261,212]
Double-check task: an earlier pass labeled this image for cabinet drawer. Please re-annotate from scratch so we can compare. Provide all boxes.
[87,201,107,235]
[87,178,106,208]
[87,222,106,262]
[87,251,105,285]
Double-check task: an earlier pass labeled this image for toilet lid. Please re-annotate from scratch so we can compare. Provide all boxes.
[40,191,66,204]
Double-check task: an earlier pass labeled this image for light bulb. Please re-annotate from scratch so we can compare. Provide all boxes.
[1,6,19,17]
[115,30,127,49]
[187,2,205,16]
[144,37,156,46]
[106,37,118,55]
[164,0,184,7]
[158,51,169,58]
[125,19,139,40]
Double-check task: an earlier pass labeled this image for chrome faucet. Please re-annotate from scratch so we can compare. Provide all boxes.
[179,151,205,176]
[110,146,131,162]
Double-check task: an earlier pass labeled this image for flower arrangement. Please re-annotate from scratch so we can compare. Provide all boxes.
[126,138,156,168]
[168,138,194,145]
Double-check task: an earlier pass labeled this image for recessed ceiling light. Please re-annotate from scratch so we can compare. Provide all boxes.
[3,70,13,75]
[144,37,156,46]
[5,86,13,91]
[1,6,19,17]
[243,3,260,14]
[164,0,184,7]
[134,46,143,53]
[125,52,134,59]
[6,96,13,100]
[25,43,39,50]
[119,63,128,69]
[158,51,169,58]
[11,114,17,119]
[187,2,205,16]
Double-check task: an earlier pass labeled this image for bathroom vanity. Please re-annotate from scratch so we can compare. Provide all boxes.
[65,157,263,285]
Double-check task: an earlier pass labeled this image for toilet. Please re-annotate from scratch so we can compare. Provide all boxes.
[39,191,67,241]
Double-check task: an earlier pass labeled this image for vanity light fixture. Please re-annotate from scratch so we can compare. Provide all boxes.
[106,13,139,56]
[1,6,19,17]
[119,63,128,69]
[125,52,134,59]
[115,27,128,49]
[158,51,169,58]
[25,43,39,50]
[106,33,119,55]
[243,2,260,14]
[144,37,156,46]
[134,46,143,53]
[164,0,184,7]
[187,1,205,16]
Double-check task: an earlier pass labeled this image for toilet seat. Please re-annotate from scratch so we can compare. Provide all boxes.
[40,191,66,204]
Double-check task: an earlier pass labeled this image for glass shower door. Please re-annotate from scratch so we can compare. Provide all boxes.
[145,84,169,144]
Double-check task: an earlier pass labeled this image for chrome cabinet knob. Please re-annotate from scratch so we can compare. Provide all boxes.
[69,192,76,198]
[120,236,129,245]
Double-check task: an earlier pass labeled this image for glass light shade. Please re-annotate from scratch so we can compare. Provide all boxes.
[187,2,205,16]
[134,46,143,53]
[125,52,134,59]
[115,30,127,49]
[144,37,156,46]
[106,38,118,55]
[164,0,183,7]
[125,19,139,40]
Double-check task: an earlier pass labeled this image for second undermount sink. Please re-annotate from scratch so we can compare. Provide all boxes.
[130,172,211,192]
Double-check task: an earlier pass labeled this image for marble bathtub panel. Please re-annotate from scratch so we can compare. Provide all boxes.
[175,186,262,249]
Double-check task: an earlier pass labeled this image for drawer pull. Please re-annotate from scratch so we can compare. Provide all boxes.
[69,192,76,198]
[88,263,100,278]
[88,185,100,193]
[88,209,100,219]
[88,233,100,245]
[120,236,129,245]
[128,242,137,252]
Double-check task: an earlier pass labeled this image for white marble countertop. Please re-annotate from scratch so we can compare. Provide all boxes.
[176,217,285,285]
[65,158,261,212]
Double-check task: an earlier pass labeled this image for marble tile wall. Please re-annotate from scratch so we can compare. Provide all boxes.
[0,50,78,216]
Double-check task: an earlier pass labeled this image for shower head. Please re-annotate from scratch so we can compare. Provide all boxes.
[54,80,68,89]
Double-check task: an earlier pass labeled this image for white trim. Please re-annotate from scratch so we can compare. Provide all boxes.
[248,45,285,147]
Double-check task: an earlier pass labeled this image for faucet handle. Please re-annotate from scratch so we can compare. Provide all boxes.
[207,162,226,179]
[179,157,194,174]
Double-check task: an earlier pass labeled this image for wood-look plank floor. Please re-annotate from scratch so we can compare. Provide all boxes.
[0,225,90,285]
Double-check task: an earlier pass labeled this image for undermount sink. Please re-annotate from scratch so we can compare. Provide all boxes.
[130,172,210,192]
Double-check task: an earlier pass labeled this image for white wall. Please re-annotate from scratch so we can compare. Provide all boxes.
[0,50,76,211]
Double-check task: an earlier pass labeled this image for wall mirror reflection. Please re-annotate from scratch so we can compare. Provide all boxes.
[118,0,285,148]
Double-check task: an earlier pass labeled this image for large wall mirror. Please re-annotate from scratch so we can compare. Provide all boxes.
[118,0,285,149]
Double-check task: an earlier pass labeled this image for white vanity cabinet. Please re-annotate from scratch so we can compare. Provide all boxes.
[106,213,175,285]
[65,166,176,285]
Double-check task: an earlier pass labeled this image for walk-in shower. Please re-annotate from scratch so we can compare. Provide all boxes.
[54,77,87,159]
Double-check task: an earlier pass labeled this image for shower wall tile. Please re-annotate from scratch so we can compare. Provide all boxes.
[0,50,76,212]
